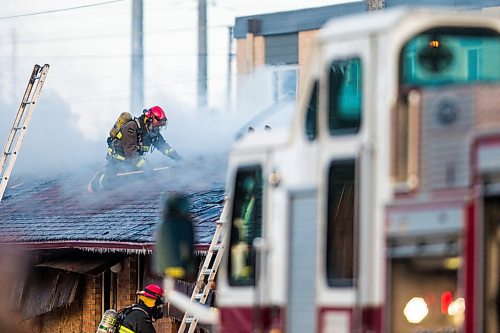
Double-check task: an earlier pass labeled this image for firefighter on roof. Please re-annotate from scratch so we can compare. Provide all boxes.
[118,284,165,333]
[88,106,182,192]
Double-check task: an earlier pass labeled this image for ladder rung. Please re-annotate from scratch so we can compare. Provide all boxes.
[211,244,220,251]
[3,152,14,156]
[13,126,25,130]
[185,316,195,324]
[194,293,203,300]
[202,268,212,275]
[22,101,34,105]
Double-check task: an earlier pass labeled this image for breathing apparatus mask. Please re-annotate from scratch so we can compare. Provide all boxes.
[138,294,164,320]
[151,298,164,320]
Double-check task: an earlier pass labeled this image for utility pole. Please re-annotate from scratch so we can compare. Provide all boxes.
[131,0,144,112]
[198,0,208,107]
[365,0,385,10]
[226,26,234,111]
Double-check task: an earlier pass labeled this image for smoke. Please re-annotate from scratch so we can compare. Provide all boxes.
[148,65,297,159]
[6,90,103,178]
[1,86,243,185]
[160,106,240,158]
[1,63,296,188]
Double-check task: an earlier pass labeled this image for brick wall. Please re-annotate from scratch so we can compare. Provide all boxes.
[117,256,138,310]
[154,316,176,332]
[33,300,82,333]
[82,275,102,333]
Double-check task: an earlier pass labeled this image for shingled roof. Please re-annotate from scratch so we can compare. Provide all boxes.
[0,156,226,253]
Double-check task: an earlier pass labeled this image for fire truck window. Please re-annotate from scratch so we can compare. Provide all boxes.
[326,159,356,287]
[400,28,500,86]
[228,166,263,286]
[328,58,362,135]
[305,81,318,141]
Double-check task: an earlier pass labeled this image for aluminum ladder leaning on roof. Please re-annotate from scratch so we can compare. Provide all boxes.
[0,64,50,202]
[177,198,230,333]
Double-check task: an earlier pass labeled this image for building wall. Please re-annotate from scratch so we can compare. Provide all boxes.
[117,256,138,310]
[32,298,82,333]
[18,255,176,333]
[82,275,102,333]
[236,34,265,75]
[298,30,319,97]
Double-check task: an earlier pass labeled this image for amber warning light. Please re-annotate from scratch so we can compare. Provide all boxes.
[429,40,440,48]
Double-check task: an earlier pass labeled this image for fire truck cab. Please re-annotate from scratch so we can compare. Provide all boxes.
[215,7,499,333]
[159,7,499,333]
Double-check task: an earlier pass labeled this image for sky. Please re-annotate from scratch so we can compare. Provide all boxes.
[0,0,356,177]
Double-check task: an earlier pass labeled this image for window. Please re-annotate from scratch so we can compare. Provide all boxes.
[305,81,319,141]
[326,159,356,287]
[228,166,263,286]
[272,66,298,102]
[328,58,362,135]
[102,270,117,312]
[265,33,298,103]
[400,28,500,86]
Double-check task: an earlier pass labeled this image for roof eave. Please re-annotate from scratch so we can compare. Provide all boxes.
[3,241,209,254]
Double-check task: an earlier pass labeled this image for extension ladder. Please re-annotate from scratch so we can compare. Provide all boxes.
[0,64,50,201]
[177,198,230,333]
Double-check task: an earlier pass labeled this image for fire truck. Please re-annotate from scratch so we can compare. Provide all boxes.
[159,7,500,333]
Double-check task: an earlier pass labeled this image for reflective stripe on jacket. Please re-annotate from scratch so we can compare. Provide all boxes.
[119,325,135,333]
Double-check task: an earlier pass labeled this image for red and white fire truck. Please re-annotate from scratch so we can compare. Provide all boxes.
[161,7,500,333]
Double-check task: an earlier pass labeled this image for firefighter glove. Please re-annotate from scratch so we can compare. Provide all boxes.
[135,157,147,168]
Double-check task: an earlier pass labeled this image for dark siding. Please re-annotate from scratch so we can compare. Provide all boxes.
[265,34,298,65]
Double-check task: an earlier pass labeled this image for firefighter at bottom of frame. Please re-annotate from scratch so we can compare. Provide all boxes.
[118,284,165,333]
[96,284,165,333]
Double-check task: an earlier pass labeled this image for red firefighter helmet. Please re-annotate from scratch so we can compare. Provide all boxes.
[138,284,164,300]
[144,106,167,126]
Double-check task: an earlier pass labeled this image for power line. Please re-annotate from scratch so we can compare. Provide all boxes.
[0,0,209,21]
[0,24,230,45]
[0,0,127,20]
